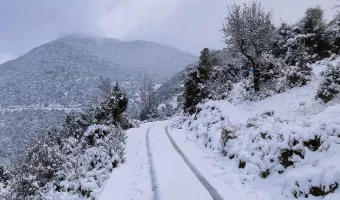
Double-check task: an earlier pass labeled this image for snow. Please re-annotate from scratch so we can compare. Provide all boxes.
[168,58,340,199]
[100,121,214,200]
[168,123,270,200]
[100,123,153,200]
[149,121,213,200]
[99,58,340,199]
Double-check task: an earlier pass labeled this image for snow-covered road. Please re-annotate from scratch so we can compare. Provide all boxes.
[100,121,223,200]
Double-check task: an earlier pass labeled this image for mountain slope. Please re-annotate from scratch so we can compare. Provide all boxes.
[0,34,197,108]
[0,34,197,163]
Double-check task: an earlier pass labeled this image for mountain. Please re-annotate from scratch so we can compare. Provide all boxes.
[0,34,197,108]
[0,34,197,163]
[154,65,192,116]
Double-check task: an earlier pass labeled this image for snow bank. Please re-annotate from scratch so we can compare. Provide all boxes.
[173,58,340,199]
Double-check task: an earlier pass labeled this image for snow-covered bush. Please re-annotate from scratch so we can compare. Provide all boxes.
[2,82,129,199]
[0,166,10,185]
[5,123,127,200]
[0,166,11,199]
[326,14,340,54]
[179,90,340,198]
[316,63,340,103]
[49,125,126,199]
[207,62,244,100]
[286,43,313,88]
[227,77,288,103]
[257,54,285,84]
[287,63,313,88]
[220,127,236,157]
[272,23,295,59]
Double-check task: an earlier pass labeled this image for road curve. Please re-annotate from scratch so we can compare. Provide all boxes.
[164,125,224,200]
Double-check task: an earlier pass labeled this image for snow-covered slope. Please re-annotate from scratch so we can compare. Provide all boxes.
[0,34,197,108]
[0,34,197,163]
[169,58,340,199]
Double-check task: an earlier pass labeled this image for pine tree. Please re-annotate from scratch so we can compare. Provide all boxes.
[183,67,201,115]
[197,48,213,81]
[183,48,213,115]
[94,81,128,125]
[301,6,331,60]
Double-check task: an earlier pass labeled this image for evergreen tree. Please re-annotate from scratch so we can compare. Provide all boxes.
[302,6,325,34]
[326,13,340,54]
[197,48,213,81]
[183,48,213,115]
[183,67,201,115]
[93,81,128,125]
[301,6,331,60]
[272,23,294,59]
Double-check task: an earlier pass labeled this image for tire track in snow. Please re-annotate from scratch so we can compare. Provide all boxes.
[165,125,224,200]
[146,125,161,200]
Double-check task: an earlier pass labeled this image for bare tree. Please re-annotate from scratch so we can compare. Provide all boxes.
[139,77,157,120]
[222,2,274,91]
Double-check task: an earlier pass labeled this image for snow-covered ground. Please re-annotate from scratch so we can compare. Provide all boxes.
[99,120,275,200]
[99,120,277,200]
[100,121,216,200]
[170,59,340,199]
[100,58,340,200]
[100,123,153,200]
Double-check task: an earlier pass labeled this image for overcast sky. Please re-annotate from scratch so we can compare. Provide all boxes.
[0,0,338,63]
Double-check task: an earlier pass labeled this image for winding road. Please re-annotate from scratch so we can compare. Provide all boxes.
[100,121,224,200]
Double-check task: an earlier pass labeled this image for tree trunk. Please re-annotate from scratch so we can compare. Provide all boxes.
[243,54,260,92]
[252,62,260,92]
[240,41,260,92]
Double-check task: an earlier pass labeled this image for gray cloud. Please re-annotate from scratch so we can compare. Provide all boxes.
[0,0,338,63]
[0,0,102,62]
[125,0,337,55]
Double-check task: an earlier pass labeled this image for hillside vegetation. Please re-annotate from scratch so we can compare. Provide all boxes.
[169,3,340,199]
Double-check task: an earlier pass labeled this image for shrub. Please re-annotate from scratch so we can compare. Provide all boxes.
[260,169,270,179]
[238,160,246,169]
[0,166,10,184]
[279,149,305,169]
[220,128,236,156]
[4,81,129,199]
[293,181,339,198]
[257,54,285,84]
[287,63,313,88]
[303,135,322,151]
[316,63,340,103]
[8,129,64,199]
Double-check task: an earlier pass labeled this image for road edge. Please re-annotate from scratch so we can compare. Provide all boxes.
[165,125,224,200]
